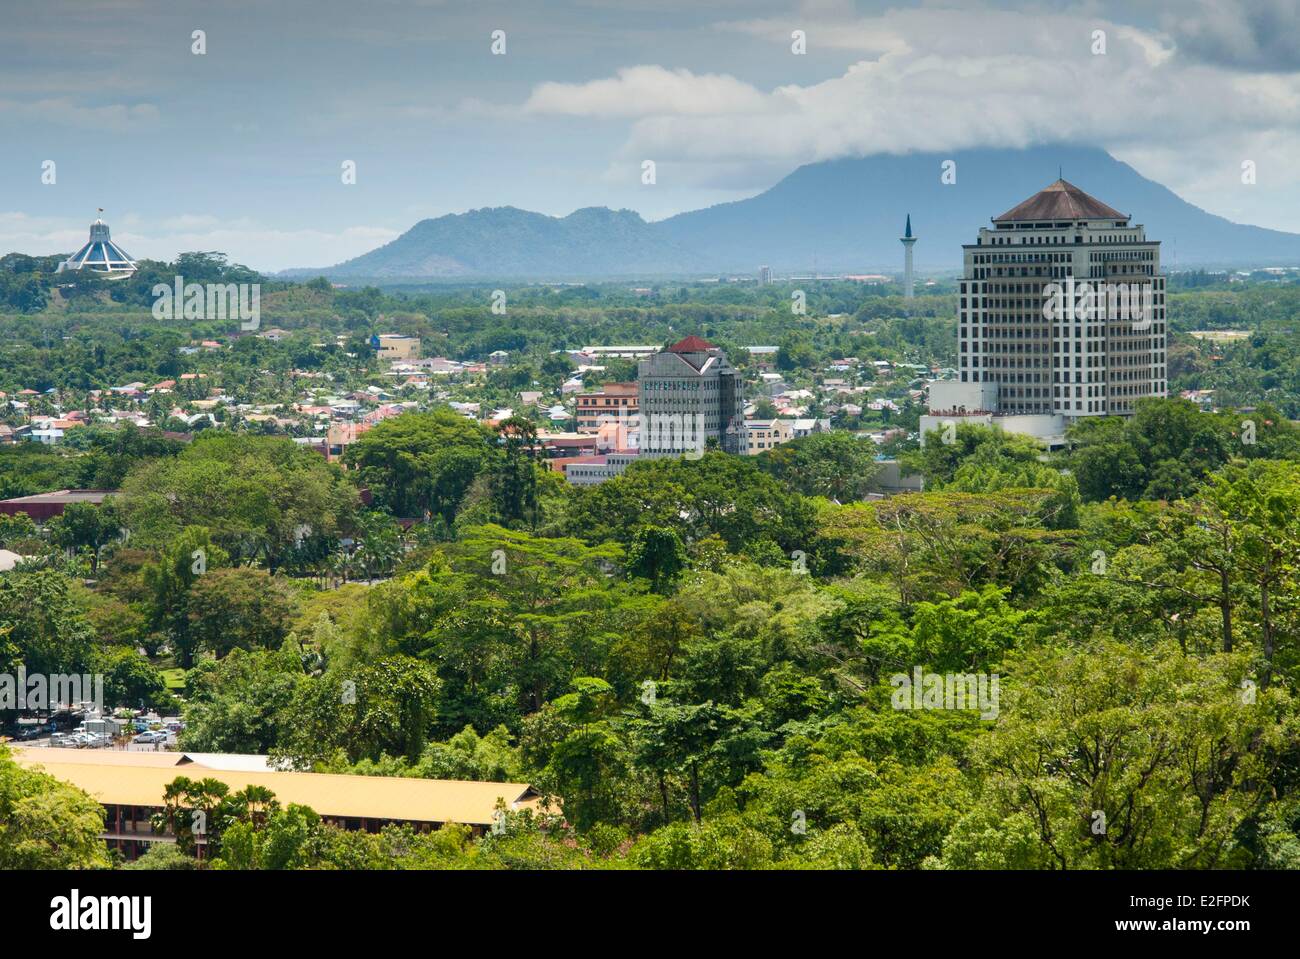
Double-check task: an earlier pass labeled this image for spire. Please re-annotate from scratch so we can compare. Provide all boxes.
[905,214,912,239]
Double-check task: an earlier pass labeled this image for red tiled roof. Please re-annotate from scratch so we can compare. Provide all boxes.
[993,179,1127,223]
[667,335,715,353]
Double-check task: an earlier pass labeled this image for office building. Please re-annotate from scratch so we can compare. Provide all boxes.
[638,336,743,457]
[923,178,1168,446]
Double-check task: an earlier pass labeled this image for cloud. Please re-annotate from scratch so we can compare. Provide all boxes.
[510,4,1300,208]
[524,65,771,117]
[1154,0,1300,72]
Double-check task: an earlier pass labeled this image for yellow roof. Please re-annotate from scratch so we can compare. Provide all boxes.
[14,751,537,826]
[10,746,270,771]
[11,747,191,768]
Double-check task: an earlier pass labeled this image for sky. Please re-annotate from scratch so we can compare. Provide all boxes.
[3,0,1300,272]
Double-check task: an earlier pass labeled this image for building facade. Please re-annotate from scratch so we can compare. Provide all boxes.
[575,382,638,433]
[11,747,539,861]
[742,418,794,454]
[956,178,1167,421]
[638,336,743,457]
[376,334,420,362]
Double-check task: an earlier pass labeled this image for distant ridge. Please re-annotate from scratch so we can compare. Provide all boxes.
[292,146,1300,280]
[305,206,700,279]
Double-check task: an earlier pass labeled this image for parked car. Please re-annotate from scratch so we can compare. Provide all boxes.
[132,730,165,744]
[65,730,110,748]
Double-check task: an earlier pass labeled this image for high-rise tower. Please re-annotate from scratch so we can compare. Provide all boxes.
[957,178,1167,418]
[900,214,916,299]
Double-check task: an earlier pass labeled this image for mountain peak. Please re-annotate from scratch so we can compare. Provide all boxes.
[309,145,1300,279]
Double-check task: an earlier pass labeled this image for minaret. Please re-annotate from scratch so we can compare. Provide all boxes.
[900,214,917,299]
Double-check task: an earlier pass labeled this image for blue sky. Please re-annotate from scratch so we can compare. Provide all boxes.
[3,0,1300,271]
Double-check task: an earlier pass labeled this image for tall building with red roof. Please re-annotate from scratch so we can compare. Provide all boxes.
[638,336,742,456]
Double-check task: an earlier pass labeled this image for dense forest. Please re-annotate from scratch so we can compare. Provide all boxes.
[2,397,1299,869]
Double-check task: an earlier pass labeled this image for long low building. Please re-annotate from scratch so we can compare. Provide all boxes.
[13,747,541,859]
[0,489,113,521]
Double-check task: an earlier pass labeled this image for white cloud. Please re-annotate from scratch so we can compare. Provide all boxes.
[508,5,1300,225]
[524,65,771,117]
[0,97,159,132]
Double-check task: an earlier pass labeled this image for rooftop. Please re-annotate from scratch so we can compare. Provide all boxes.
[0,489,113,505]
[993,179,1127,223]
[57,215,138,277]
[13,747,539,826]
[667,334,716,353]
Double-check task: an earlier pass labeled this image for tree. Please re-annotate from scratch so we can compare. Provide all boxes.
[179,646,306,754]
[0,569,95,676]
[490,416,541,529]
[142,529,229,668]
[343,410,490,521]
[186,568,299,659]
[215,803,323,871]
[49,500,122,571]
[631,700,768,824]
[119,433,357,569]
[275,658,443,768]
[758,431,883,502]
[1197,461,1300,687]
[359,526,629,727]
[348,510,402,582]
[544,678,627,831]
[153,776,233,861]
[777,332,816,371]
[626,525,687,593]
[95,645,173,709]
[944,641,1296,869]
[0,747,109,869]
[564,452,817,558]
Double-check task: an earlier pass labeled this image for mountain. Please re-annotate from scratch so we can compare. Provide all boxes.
[299,146,1300,280]
[312,206,700,279]
[656,145,1300,272]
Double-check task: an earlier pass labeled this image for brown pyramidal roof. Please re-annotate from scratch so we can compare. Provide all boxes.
[994,179,1127,223]
[667,335,716,353]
